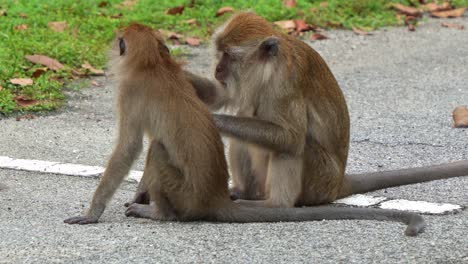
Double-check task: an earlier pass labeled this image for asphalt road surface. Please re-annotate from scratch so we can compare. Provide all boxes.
[1,17,467,263]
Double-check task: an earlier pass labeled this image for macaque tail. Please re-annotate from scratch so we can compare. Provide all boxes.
[215,204,425,236]
[342,160,468,197]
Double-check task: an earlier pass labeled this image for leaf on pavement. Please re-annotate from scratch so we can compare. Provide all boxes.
[352,27,371,36]
[421,2,451,12]
[81,61,105,76]
[165,5,185,15]
[216,7,234,17]
[48,21,68,32]
[16,114,36,121]
[14,95,38,107]
[14,24,28,31]
[392,3,422,17]
[25,55,64,71]
[283,0,296,8]
[274,20,296,32]
[453,106,468,128]
[310,33,328,41]
[295,20,312,32]
[441,22,464,30]
[185,37,201,46]
[431,8,466,18]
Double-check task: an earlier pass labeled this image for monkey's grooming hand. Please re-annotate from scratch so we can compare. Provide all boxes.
[64,215,99,225]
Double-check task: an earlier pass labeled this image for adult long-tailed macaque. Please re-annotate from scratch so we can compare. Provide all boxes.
[181,12,468,208]
[64,23,426,236]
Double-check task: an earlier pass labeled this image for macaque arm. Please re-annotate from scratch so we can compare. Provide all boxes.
[183,70,228,110]
[65,112,143,224]
[213,114,303,154]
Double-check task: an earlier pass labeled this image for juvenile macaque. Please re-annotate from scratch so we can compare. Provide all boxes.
[183,12,468,207]
[64,23,425,236]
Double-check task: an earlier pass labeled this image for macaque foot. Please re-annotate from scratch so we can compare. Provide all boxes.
[124,191,150,207]
[64,215,99,225]
[125,203,158,220]
[229,187,242,200]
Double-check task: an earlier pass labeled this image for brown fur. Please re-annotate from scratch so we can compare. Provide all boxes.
[64,23,426,236]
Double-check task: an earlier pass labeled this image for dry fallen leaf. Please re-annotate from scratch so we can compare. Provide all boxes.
[319,2,328,8]
[0,85,3,91]
[48,21,67,32]
[405,15,418,31]
[14,24,28,31]
[421,2,451,12]
[185,19,198,26]
[19,13,27,18]
[453,106,468,128]
[283,0,296,8]
[25,55,64,71]
[310,33,328,41]
[352,27,371,36]
[185,37,201,46]
[159,30,183,40]
[441,22,465,30]
[392,3,422,16]
[294,20,311,32]
[10,78,33,86]
[116,0,138,9]
[431,8,466,18]
[14,95,38,107]
[274,20,296,32]
[82,61,105,76]
[98,1,109,7]
[91,81,100,87]
[216,6,234,17]
[110,13,123,19]
[31,67,48,78]
[165,5,185,15]
[16,114,36,121]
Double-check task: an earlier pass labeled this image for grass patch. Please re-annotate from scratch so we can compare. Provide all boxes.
[0,0,467,114]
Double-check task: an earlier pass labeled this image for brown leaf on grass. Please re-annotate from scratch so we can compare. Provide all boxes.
[19,13,27,18]
[441,22,465,30]
[110,13,123,19]
[392,3,422,16]
[159,29,183,40]
[216,6,234,17]
[10,78,33,86]
[185,37,201,46]
[185,19,199,26]
[82,61,105,76]
[98,1,109,7]
[0,85,3,91]
[116,0,138,10]
[274,20,296,32]
[25,55,64,71]
[16,114,36,121]
[14,24,28,31]
[165,5,185,15]
[48,21,67,32]
[294,20,312,32]
[453,106,468,128]
[282,0,296,8]
[405,16,418,31]
[310,33,328,41]
[319,2,328,8]
[31,68,48,78]
[0,9,7,16]
[421,2,451,12]
[14,95,38,107]
[431,8,466,18]
[352,27,371,36]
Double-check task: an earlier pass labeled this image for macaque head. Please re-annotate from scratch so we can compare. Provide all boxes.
[112,23,172,70]
[212,13,286,97]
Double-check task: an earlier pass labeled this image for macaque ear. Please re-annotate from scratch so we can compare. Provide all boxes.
[161,44,170,54]
[259,37,279,57]
[119,38,126,56]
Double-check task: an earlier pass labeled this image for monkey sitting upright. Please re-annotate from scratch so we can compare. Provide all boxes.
[64,23,426,236]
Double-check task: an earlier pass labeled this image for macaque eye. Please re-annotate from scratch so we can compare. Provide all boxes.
[119,38,126,56]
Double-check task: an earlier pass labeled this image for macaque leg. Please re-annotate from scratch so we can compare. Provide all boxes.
[236,154,302,208]
[229,139,261,200]
[125,142,178,221]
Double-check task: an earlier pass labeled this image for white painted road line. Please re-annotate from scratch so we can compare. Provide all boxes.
[0,155,463,215]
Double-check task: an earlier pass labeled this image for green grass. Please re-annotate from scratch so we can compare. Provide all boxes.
[0,0,467,114]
